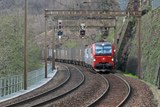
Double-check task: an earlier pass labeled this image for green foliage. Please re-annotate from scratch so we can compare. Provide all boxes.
[128,18,137,22]
[153,38,157,44]
[148,29,151,33]
[105,28,114,43]
[116,70,138,79]
[95,35,101,41]
[0,14,42,78]
[146,34,149,37]
[62,42,77,49]
[153,23,157,28]
[155,10,159,17]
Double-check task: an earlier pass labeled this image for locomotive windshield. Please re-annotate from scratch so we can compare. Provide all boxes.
[95,44,112,55]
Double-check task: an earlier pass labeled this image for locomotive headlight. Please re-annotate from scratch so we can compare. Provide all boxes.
[111,57,114,61]
[93,57,96,62]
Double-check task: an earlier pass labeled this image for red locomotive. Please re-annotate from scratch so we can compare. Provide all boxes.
[55,41,115,72]
[85,42,114,72]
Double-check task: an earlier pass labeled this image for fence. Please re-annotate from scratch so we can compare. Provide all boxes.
[0,64,52,97]
[152,0,160,10]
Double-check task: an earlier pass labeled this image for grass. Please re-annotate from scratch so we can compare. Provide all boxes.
[152,90,158,103]
[116,70,138,79]
[148,29,151,33]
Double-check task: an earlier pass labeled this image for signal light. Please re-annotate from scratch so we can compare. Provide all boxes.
[59,22,61,29]
[80,30,85,36]
[58,30,63,36]
[58,20,62,30]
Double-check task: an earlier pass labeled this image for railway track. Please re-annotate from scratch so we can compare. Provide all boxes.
[2,63,130,107]
[5,64,85,107]
[46,64,109,107]
[87,73,131,107]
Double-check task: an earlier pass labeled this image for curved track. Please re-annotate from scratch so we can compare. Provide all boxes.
[86,73,109,107]
[5,64,85,107]
[87,73,130,107]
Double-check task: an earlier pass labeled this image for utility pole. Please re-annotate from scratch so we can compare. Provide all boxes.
[139,0,141,11]
[114,18,118,63]
[138,0,142,79]
[89,0,91,6]
[138,17,141,79]
[45,11,47,78]
[24,0,27,90]
[158,66,160,89]
[52,23,55,70]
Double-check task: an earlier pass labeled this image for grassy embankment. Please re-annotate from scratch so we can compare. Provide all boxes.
[125,7,160,85]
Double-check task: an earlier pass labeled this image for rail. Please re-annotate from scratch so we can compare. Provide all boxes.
[0,64,52,97]
[5,64,84,107]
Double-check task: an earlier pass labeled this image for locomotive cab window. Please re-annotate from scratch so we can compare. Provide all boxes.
[95,44,112,55]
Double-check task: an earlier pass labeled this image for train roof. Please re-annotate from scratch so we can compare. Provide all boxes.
[94,42,112,46]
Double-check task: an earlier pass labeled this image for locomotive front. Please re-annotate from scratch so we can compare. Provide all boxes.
[92,42,114,72]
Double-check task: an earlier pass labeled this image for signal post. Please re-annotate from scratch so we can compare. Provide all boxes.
[52,23,56,70]
[45,14,48,78]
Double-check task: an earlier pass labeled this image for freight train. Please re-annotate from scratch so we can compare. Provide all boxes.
[55,41,115,72]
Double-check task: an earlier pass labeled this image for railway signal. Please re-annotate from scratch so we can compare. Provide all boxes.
[80,29,85,36]
[59,22,62,29]
[58,30,63,36]
[80,23,85,37]
[58,20,62,29]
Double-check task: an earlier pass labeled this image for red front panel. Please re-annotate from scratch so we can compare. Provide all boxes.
[92,44,114,69]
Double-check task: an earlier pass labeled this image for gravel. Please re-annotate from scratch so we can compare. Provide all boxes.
[45,65,108,107]
[115,73,158,107]
[15,64,83,107]
[93,74,129,107]
[1,64,158,107]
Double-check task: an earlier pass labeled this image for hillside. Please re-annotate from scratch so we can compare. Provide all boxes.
[118,6,160,86]
[0,0,120,15]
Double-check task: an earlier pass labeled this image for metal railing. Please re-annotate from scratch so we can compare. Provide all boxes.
[152,0,160,10]
[0,64,52,97]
